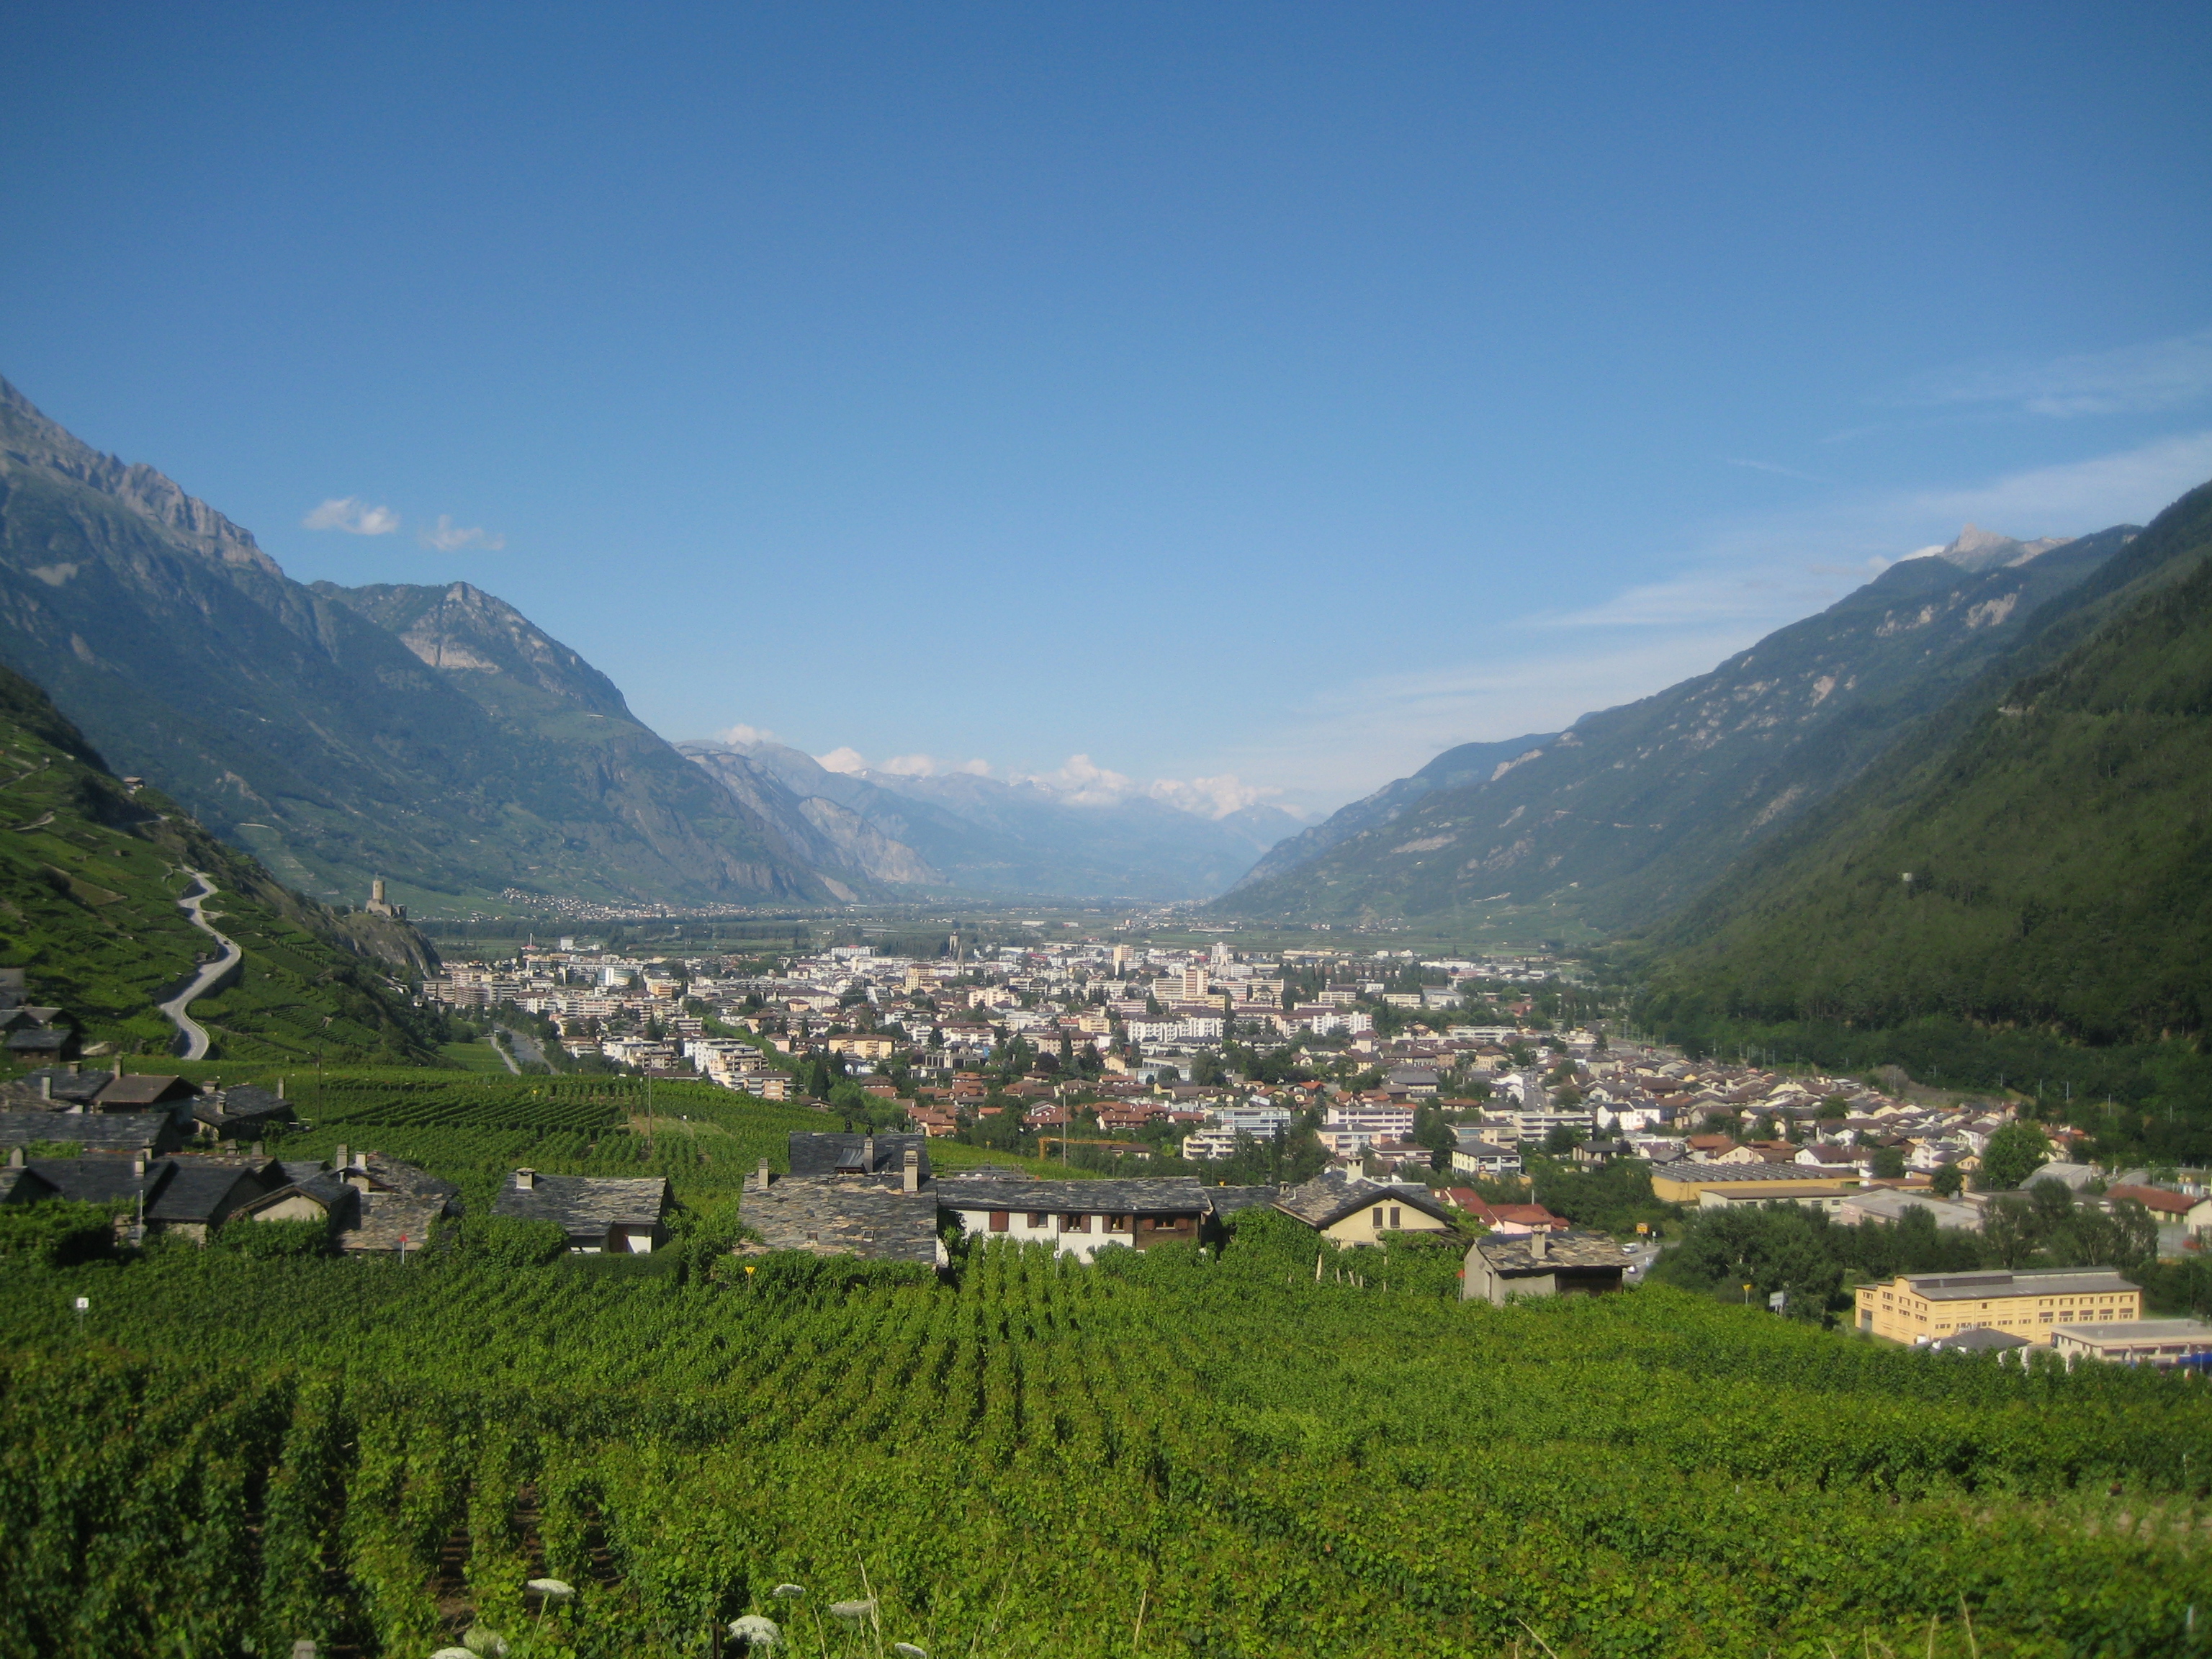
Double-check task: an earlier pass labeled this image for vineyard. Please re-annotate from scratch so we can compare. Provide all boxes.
[4,1190,2212,1658]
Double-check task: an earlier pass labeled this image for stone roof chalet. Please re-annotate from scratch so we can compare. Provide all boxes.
[236,1149,463,1254]
[1472,1228,1632,1277]
[492,1168,673,1251]
[935,1175,1213,1217]
[741,1178,944,1267]
[1274,1175,1457,1231]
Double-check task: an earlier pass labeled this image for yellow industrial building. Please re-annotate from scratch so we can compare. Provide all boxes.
[1854,1267,2141,1346]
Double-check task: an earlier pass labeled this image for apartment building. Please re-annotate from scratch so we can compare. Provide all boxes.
[1854,1267,2142,1347]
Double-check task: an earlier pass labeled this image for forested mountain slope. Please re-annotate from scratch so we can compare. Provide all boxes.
[0,662,440,1062]
[1641,477,2212,1053]
[0,378,840,911]
[1214,526,2133,930]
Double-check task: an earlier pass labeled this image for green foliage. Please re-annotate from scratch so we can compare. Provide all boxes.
[1979,1121,2050,1190]
[464,1217,570,1267]
[1658,1185,2166,1321]
[214,1218,331,1259]
[0,662,441,1062]
[0,1198,116,1266]
[1527,1153,1672,1236]
[1,1238,2208,1658]
[1641,481,2212,1161]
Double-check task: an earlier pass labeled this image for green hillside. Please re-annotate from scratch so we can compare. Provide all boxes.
[0,662,444,1064]
[1215,526,2131,933]
[0,377,839,914]
[1640,479,2212,1154]
[3,1220,2205,1656]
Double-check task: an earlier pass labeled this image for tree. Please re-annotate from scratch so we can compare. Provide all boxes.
[1979,1122,2051,1191]
[1930,1163,1964,1198]
[1869,1146,1907,1179]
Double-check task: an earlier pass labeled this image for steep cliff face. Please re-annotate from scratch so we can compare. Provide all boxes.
[0,377,839,910]
[1216,525,2135,930]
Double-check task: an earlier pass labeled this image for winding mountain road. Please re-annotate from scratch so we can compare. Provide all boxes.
[160,871,241,1061]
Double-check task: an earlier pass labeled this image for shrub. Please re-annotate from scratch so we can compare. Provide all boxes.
[0,1200,117,1266]
[215,1218,331,1258]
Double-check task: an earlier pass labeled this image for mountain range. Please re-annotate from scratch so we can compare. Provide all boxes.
[1215,522,2139,932]
[0,377,1298,910]
[1642,479,2212,1056]
[683,738,1301,901]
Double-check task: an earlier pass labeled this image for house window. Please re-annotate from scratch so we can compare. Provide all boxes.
[1064,1214,1092,1233]
[1028,1213,1048,1228]
[1372,1207,1385,1228]
[1389,1207,1403,1229]
[1106,1215,1131,1233]
[989,1210,1010,1233]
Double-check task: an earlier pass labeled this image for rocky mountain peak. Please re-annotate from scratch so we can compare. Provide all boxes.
[1937,523,2073,574]
[0,376,284,580]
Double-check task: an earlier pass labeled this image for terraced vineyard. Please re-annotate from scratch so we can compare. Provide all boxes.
[3,1194,2209,1658]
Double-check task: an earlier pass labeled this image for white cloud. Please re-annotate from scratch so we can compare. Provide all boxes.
[1913,327,2212,418]
[954,757,991,775]
[715,723,776,746]
[816,746,866,774]
[417,514,507,552]
[1723,457,1823,482]
[302,497,400,535]
[1010,753,1136,806]
[881,753,939,776]
[1899,431,2212,528]
[1146,773,1279,819]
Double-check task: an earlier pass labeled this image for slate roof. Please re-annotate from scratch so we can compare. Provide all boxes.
[1473,1229,1632,1276]
[492,1172,672,1242]
[0,1166,59,1204]
[935,1177,1212,1215]
[1205,1183,1290,1215]
[1930,1326,2031,1352]
[742,1179,943,1266]
[0,1112,177,1154]
[144,1163,267,1226]
[341,1192,450,1254]
[1273,1176,1457,1231]
[353,1153,461,1203]
[787,1132,932,1180]
[19,1068,107,1106]
[25,1156,156,1205]
[235,1173,359,1224]
[94,1074,197,1108]
[212,1084,292,1123]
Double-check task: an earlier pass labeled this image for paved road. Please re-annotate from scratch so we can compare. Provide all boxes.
[159,871,242,1061]
[497,1022,547,1071]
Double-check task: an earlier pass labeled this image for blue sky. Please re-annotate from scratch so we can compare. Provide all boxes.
[6,3,2211,819]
